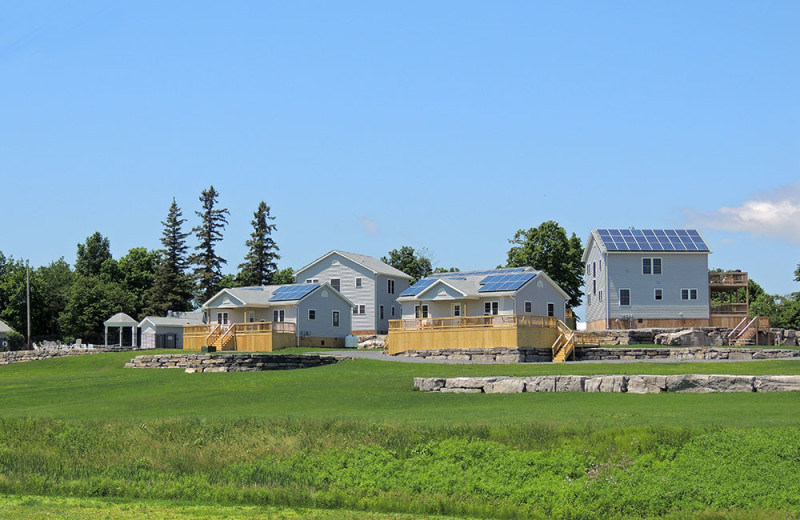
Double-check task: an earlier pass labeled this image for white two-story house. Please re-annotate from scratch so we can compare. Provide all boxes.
[294,251,413,335]
[583,228,711,330]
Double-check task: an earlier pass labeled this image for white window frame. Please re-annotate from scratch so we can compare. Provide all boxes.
[355,277,362,288]
[452,304,461,317]
[592,262,596,277]
[359,304,366,315]
[217,312,228,325]
[248,311,255,323]
[642,258,651,275]
[330,278,341,292]
[388,279,395,294]
[681,288,698,301]
[642,257,662,275]
[547,302,555,317]
[273,309,285,322]
[619,289,631,307]
[305,278,319,284]
[332,310,340,327]
[593,279,596,295]
[524,301,532,313]
[599,290,603,302]
[484,301,499,316]
[654,288,663,301]
[308,309,316,320]
[652,258,662,275]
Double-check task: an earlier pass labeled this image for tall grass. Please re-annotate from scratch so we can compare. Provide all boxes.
[1,417,799,519]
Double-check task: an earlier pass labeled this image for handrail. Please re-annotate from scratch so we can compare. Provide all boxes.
[729,316,749,338]
[735,316,759,339]
[388,314,558,332]
[219,324,238,350]
[205,324,222,345]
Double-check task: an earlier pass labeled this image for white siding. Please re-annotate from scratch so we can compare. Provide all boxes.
[297,289,352,338]
[584,241,607,325]
[513,277,567,322]
[296,255,373,331]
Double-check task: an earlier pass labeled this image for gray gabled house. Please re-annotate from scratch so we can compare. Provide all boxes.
[294,250,412,334]
[138,311,205,349]
[583,228,711,330]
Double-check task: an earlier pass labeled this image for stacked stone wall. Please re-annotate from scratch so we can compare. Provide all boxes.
[415,374,800,394]
[399,347,553,363]
[0,346,140,365]
[125,353,342,372]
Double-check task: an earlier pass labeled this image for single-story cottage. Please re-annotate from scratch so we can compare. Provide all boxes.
[139,311,205,349]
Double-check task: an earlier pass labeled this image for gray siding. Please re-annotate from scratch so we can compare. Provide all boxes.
[297,288,352,338]
[605,252,709,320]
[513,277,567,322]
[295,253,407,333]
[584,241,608,324]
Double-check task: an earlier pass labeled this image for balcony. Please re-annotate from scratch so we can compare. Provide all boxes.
[709,271,748,290]
[184,322,296,352]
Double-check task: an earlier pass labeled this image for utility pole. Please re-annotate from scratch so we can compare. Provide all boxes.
[26,260,31,349]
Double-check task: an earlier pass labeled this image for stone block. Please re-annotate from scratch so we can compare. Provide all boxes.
[585,375,626,393]
[439,388,482,393]
[414,377,446,392]
[445,377,497,389]
[484,379,526,393]
[555,375,586,392]
[627,375,667,394]
[754,376,800,392]
[525,376,557,392]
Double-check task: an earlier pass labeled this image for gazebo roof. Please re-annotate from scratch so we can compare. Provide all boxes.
[104,312,138,327]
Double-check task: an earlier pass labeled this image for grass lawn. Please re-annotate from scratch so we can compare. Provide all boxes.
[0,349,799,427]
[1,350,799,519]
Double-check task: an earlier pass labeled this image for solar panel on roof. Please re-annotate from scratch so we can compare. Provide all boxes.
[399,278,437,297]
[478,272,535,292]
[269,283,319,302]
[595,229,709,252]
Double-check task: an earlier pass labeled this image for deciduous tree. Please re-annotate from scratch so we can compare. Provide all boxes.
[74,232,111,277]
[506,220,584,308]
[382,246,433,283]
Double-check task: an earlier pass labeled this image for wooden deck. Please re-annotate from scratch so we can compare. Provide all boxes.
[708,271,748,290]
[387,315,560,355]
[184,322,296,352]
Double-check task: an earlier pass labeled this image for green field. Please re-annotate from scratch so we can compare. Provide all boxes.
[1,350,799,519]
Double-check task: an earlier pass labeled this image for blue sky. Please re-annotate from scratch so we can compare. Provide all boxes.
[2,1,799,316]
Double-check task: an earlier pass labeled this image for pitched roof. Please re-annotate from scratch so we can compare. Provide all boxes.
[203,283,355,309]
[0,320,11,334]
[597,229,710,252]
[398,267,568,300]
[138,313,205,328]
[104,312,138,327]
[295,250,413,280]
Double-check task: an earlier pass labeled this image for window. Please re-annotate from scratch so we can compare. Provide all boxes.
[587,294,591,306]
[586,263,590,275]
[305,278,319,284]
[452,304,461,317]
[599,290,603,302]
[359,304,366,315]
[352,306,358,315]
[484,301,499,315]
[217,312,228,325]
[331,278,340,292]
[547,303,555,317]
[308,309,316,320]
[391,306,395,316]
[619,289,631,306]
[273,310,284,322]
[524,301,532,313]
[654,288,663,301]
[593,279,596,295]
[681,288,698,301]
[248,312,255,323]
[388,279,395,294]
[379,305,384,320]
[599,260,602,271]
[332,311,340,327]
[592,262,596,277]
[415,304,429,318]
[355,277,362,288]
[643,258,662,275]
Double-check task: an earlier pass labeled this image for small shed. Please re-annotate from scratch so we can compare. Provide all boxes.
[138,311,205,349]
[104,312,138,347]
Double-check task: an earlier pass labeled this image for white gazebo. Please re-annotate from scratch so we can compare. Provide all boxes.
[104,312,138,347]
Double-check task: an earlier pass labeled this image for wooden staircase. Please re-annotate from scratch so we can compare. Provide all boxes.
[219,325,238,351]
[205,324,223,349]
[551,320,576,362]
[728,316,760,346]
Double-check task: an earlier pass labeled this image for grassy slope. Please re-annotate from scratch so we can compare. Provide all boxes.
[0,350,799,427]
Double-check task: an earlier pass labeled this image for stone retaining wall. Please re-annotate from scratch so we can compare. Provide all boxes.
[414,374,800,394]
[125,353,342,372]
[399,347,553,363]
[593,327,799,347]
[0,346,140,365]
[576,347,800,361]
[399,346,799,363]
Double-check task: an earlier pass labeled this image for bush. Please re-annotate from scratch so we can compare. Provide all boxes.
[6,330,25,351]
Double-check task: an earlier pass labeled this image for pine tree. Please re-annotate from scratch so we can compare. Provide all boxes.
[145,198,193,315]
[190,186,230,303]
[237,201,280,286]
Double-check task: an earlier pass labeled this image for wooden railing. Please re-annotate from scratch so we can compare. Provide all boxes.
[388,314,557,332]
[709,271,748,287]
[710,302,749,315]
[551,320,575,362]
